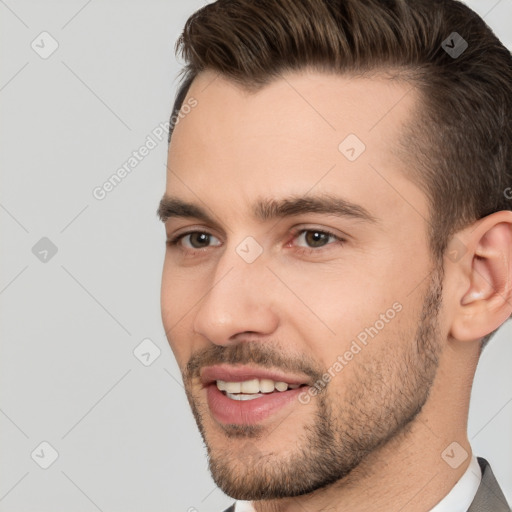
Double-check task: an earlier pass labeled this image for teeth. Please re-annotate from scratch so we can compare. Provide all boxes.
[226,392,263,401]
[240,379,260,394]
[260,379,275,393]
[275,381,288,392]
[216,378,302,394]
[224,381,241,393]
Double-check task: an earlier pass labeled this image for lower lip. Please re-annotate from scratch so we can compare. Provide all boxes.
[206,384,307,425]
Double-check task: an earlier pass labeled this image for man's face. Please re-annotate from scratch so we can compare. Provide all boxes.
[160,70,447,499]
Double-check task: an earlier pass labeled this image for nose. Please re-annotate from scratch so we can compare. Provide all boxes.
[192,245,280,346]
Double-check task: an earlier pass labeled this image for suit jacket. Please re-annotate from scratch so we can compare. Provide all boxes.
[222,457,511,512]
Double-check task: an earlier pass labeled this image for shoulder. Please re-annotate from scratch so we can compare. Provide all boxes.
[468,457,511,512]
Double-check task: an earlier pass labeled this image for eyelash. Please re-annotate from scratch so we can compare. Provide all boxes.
[166,228,345,256]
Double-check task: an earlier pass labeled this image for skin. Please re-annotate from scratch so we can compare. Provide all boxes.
[159,69,512,511]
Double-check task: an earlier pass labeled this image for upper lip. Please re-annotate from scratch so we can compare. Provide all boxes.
[200,364,311,387]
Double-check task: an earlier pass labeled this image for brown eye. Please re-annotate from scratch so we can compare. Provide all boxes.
[288,228,346,256]
[303,231,331,248]
[168,231,221,250]
[295,229,338,249]
[187,232,212,248]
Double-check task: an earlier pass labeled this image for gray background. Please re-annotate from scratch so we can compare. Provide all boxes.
[1,1,511,511]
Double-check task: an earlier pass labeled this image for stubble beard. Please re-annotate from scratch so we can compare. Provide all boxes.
[182,267,444,500]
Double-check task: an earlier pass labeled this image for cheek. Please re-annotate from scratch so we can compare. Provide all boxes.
[160,259,201,362]
[277,261,410,364]
[161,256,199,316]
[275,259,390,323]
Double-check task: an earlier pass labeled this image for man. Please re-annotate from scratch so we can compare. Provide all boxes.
[157,0,512,510]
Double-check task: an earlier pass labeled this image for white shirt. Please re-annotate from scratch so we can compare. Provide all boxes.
[234,454,482,512]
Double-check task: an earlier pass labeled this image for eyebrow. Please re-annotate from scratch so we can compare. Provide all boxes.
[157,193,378,227]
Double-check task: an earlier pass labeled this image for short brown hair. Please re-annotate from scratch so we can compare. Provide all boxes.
[169,0,512,350]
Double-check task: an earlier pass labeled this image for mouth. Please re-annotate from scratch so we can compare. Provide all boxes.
[216,378,306,400]
[200,365,312,425]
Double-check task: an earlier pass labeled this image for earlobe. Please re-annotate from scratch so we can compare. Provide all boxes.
[449,213,512,343]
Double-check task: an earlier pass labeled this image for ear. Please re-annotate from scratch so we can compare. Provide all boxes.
[448,211,512,342]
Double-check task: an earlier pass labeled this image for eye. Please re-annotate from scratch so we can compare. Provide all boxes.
[290,228,345,253]
[166,227,345,255]
[167,231,221,250]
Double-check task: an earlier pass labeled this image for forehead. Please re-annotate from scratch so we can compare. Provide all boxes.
[166,69,428,229]
[173,68,418,147]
